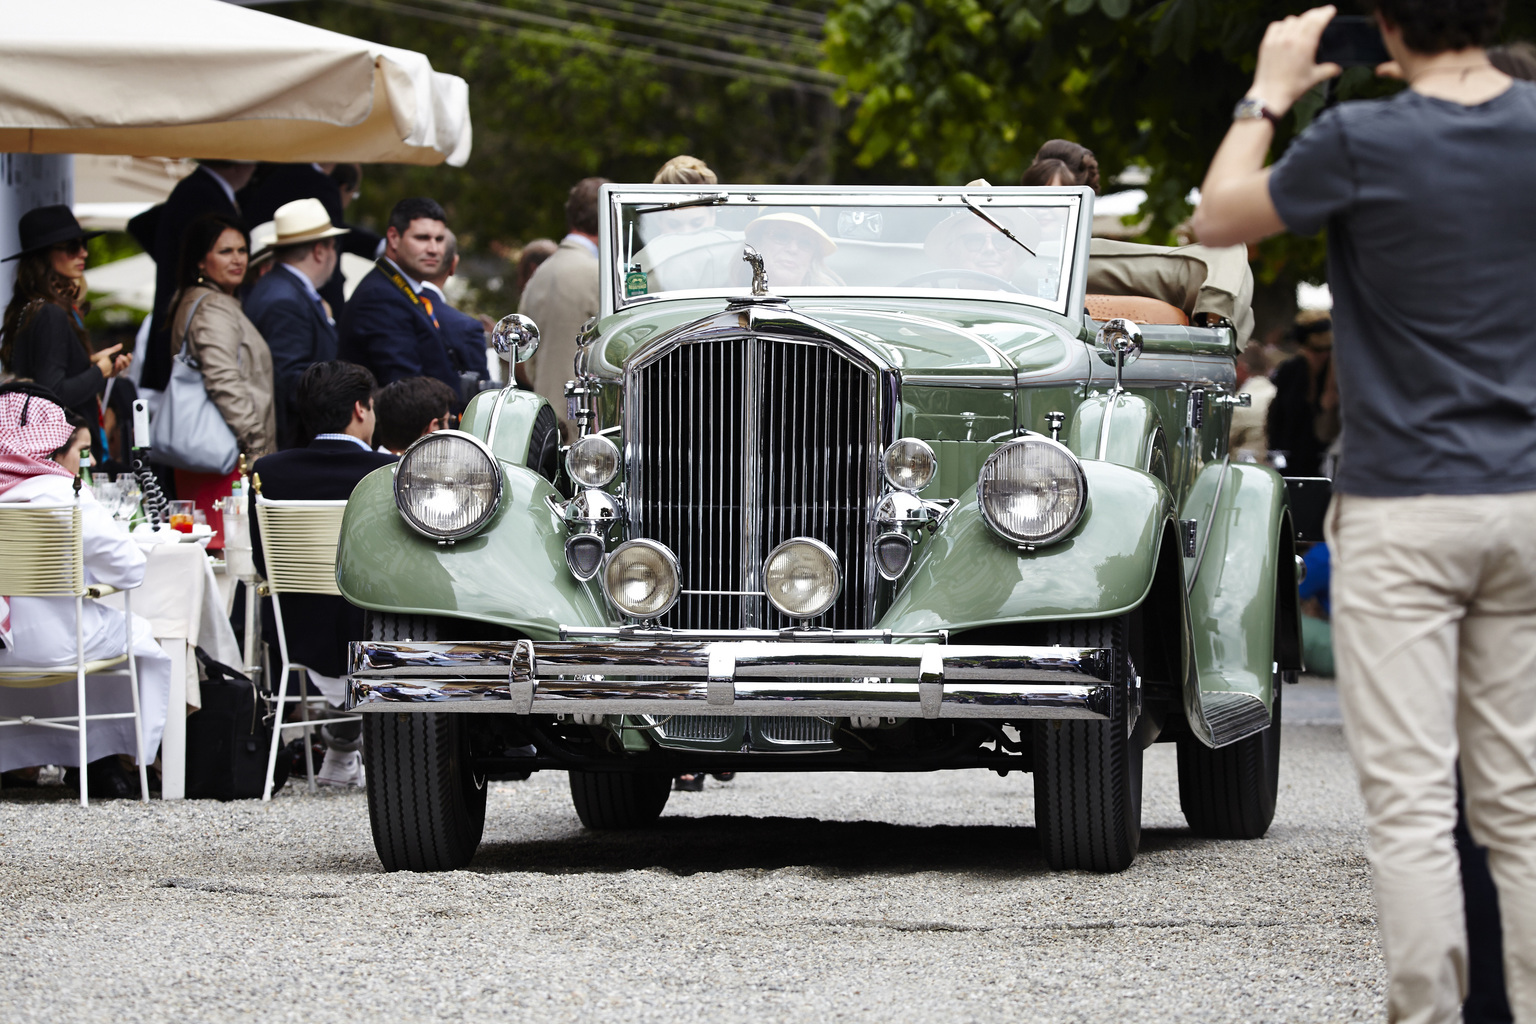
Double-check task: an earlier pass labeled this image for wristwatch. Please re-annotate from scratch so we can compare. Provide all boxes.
[1233,97,1281,127]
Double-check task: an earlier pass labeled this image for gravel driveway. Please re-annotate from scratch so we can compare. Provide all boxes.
[0,678,1382,1023]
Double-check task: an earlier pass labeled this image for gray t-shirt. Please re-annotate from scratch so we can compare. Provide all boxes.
[1268,81,1536,497]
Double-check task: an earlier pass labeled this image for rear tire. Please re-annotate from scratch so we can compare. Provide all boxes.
[1033,616,1142,873]
[362,612,487,871]
[569,771,672,829]
[1178,675,1282,839]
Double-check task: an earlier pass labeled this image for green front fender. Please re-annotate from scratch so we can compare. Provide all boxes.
[459,386,550,466]
[878,460,1176,633]
[1181,461,1299,747]
[335,463,609,640]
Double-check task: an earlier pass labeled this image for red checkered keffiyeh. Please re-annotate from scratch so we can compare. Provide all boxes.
[0,391,77,649]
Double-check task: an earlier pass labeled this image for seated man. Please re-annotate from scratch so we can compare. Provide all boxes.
[249,362,396,788]
[419,230,490,402]
[373,376,458,455]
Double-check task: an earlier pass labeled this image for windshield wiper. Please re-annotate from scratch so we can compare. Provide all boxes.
[960,194,1037,257]
[633,193,729,214]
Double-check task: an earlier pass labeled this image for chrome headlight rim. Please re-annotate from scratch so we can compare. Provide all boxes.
[392,429,504,542]
[881,437,937,493]
[565,433,621,489]
[763,536,843,620]
[976,434,1088,548]
[601,538,682,620]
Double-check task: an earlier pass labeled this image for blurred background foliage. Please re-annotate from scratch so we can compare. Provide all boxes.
[262,0,1533,320]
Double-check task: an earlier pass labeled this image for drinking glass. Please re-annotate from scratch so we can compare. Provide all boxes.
[169,499,196,533]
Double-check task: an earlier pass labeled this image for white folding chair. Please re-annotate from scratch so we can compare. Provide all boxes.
[255,497,358,801]
[0,502,149,807]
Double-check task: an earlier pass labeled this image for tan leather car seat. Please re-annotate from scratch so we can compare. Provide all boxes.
[1084,294,1189,326]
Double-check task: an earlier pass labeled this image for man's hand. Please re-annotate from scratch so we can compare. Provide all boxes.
[1249,6,1343,114]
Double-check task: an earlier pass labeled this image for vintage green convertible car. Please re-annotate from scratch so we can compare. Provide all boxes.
[338,185,1301,874]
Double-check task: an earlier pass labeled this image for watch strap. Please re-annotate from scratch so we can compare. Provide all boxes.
[1233,97,1281,127]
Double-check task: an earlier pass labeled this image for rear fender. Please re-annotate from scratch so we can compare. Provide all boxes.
[335,463,609,640]
[1181,461,1299,748]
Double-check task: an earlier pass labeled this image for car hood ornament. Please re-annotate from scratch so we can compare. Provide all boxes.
[727,245,788,308]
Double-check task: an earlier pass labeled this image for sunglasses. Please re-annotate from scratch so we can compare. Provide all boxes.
[52,239,87,256]
[759,227,819,252]
[957,233,1010,255]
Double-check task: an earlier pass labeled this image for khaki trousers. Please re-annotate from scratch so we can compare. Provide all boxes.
[1329,491,1536,1024]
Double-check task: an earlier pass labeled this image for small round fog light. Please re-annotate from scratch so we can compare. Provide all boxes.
[873,531,914,580]
[602,539,680,619]
[565,534,605,581]
[763,537,841,619]
[882,438,937,493]
[566,434,620,489]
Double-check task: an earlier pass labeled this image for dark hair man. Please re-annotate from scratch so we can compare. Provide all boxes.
[337,197,463,399]
[243,199,348,448]
[373,376,458,454]
[248,361,396,788]
[1191,4,1536,1022]
[519,176,608,440]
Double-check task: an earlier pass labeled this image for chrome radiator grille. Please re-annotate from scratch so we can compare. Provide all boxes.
[628,336,880,630]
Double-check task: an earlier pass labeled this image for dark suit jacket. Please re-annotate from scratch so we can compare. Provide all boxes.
[337,267,461,399]
[238,164,382,315]
[244,266,338,449]
[429,289,490,389]
[142,167,240,391]
[249,437,396,678]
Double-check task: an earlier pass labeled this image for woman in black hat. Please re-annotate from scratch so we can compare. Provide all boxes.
[0,205,132,454]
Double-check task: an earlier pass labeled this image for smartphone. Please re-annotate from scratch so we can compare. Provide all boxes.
[1317,15,1391,68]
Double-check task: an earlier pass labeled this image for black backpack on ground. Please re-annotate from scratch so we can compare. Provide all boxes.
[185,649,288,800]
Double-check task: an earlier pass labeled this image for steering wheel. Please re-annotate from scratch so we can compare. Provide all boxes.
[899,269,1025,293]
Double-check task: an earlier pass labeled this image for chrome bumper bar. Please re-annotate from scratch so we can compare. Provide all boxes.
[346,636,1116,720]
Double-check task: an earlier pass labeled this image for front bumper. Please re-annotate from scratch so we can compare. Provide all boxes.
[346,628,1116,721]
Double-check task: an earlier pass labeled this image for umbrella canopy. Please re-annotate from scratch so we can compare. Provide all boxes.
[0,0,471,166]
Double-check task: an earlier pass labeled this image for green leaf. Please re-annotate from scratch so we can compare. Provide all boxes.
[1099,0,1131,18]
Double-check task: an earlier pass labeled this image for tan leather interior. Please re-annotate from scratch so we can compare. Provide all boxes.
[1084,293,1190,326]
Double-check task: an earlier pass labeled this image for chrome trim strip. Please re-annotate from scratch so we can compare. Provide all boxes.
[901,373,1018,389]
[1202,690,1272,748]
[347,639,1115,720]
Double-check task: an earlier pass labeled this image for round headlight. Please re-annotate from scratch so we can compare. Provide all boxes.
[602,539,680,619]
[763,537,841,619]
[882,438,937,492]
[566,434,620,489]
[394,430,502,540]
[977,436,1087,547]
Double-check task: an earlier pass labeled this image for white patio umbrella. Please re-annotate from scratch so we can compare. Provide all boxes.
[0,0,471,166]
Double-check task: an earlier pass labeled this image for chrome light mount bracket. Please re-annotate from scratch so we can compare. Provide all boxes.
[872,490,956,581]
[1094,317,1144,395]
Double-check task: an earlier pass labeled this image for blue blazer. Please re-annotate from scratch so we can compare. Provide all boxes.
[337,267,461,396]
[436,299,490,384]
[244,266,338,448]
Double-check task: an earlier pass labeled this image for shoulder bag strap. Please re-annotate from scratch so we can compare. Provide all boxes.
[178,291,211,368]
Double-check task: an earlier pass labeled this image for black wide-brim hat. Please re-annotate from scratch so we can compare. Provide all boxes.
[3,204,103,262]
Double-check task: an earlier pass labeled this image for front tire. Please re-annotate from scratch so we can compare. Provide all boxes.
[1178,675,1282,839]
[1033,616,1143,873]
[362,612,487,871]
[569,771,672,829]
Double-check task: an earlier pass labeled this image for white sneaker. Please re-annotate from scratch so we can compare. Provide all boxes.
[316,749,365,788]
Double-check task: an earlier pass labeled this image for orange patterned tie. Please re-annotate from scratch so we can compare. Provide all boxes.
[418,293,440,329]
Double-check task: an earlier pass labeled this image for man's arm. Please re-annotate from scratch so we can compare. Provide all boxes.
[1191,5,1343,248]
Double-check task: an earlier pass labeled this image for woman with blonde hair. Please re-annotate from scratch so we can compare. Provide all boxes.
[653,155,718,185]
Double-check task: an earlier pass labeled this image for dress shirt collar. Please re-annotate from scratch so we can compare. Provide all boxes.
[420,281,447,302]
[200,165,239,211]
[382,256,423,293]
[280,262,323,302]
[313,433,373,451]
[564,232,599,259]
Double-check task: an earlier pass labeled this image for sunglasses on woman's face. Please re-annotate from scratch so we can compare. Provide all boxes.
[957,233,1010,255]
[52,239,87,256]
[760,227,819,252]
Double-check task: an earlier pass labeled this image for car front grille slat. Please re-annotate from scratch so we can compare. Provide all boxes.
[630,335,878,630]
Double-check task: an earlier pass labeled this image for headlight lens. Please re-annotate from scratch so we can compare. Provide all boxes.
[977,436,1087,547]
[882,438,937,492]
[602,539,680,619]
[566,434,620,489]
[763,537,841,619]
[394,430,502,540]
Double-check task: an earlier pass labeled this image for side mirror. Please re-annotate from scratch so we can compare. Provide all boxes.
[491,314,540,364]
[1094,317,1143,393]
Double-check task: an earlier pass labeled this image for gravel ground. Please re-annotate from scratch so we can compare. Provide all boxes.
[0,677,1380,1023]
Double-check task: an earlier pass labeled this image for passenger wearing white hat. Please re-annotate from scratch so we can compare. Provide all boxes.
[243,199,349,448]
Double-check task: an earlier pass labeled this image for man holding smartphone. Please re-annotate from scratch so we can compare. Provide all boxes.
[1191,4,1535,1024]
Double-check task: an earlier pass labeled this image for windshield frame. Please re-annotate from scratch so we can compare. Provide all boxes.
[599,185,1094,322]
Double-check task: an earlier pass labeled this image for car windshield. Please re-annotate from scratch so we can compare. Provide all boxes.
[606,188,1086,316]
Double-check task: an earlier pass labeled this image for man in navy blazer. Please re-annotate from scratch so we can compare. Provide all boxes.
[421,230,490,398]
[239,162,383,316]
[249,361,395,787]
[132,160,255,390]
[243,199,348,449]
[337,197,463,401]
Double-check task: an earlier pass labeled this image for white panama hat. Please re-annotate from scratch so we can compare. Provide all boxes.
[270,198,348,248]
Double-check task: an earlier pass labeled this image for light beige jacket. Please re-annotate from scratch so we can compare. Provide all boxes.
[519,236,599,440]
[171,286,277,459]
